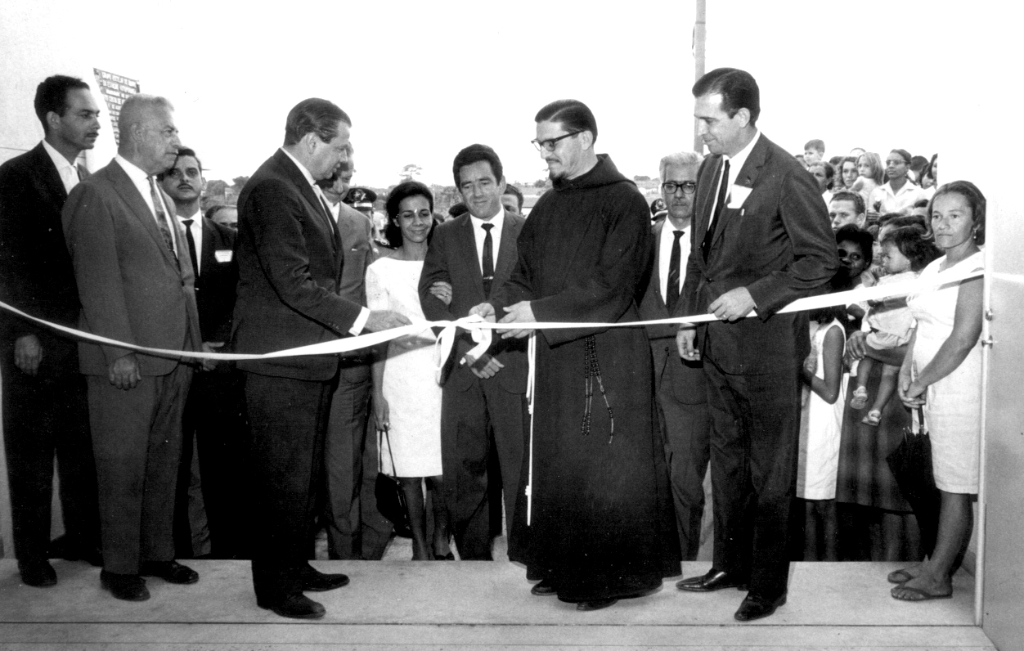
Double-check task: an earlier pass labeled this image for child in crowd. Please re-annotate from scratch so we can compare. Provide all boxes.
[850,226,941,425]
[833,225,875,334]
[797,302,847,561]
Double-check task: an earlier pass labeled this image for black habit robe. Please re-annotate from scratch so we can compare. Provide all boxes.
[491,154,681,602]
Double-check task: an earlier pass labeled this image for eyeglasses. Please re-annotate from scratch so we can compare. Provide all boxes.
[531,131,582,152]
[661,181,697,195]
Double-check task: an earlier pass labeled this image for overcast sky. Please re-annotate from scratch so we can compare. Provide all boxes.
[6,1,997,187]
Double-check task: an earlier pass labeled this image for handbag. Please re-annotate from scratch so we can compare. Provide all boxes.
[374,425,412,538]
[886,406,941,556]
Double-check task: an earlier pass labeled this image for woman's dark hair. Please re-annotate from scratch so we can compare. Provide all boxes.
[835,224,874,266]
[384,181,434,248]
[930,180,986,245]
[880,225,942,272]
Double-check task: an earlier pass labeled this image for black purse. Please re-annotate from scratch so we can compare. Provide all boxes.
[375,425,412,538]
[886,406,940,556]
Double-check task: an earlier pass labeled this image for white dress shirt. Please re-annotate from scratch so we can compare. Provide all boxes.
[707,130,761,230]
[114,154,178,256]
[41,139,80,195]
[176,209,203,276]
[279,148,368,335]
[659,220,691,300]
[469,207,505,275]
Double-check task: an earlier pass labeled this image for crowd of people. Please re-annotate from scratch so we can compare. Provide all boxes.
[0,69,984,623]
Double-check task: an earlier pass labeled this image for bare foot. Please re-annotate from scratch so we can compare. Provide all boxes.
[891,573,952,601]
[887,563,923,584]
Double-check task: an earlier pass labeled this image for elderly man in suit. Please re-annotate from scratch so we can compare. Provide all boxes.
[675,68,838,621]
[0,74,102,588]
[419,144,528,561]
[232,98,408,620]
[159,147,244,560]
[638,150,710,563]
[63,94,203,602]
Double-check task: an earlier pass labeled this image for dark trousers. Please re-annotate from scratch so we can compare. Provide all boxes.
[1,362,98,563]
[441,377,527,560]
[704,356,800,598]
[88,363,192,575]
[245,372,332,601]
[653,348,711,560]
[323,362,392,559]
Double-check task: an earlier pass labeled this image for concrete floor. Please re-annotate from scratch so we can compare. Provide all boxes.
[0,553,994,650]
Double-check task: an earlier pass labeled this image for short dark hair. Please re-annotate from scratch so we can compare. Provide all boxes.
[931,180,986,246]
[831,190,865,215]
[835,224,874,266]
[880,226,942,272]
[384,181,434,248]
[283,98,351,146]
[890,148,913,166]
[805,139,825,153]
[157,146,202,181]
[534,100,598,143]
[880,213,928,234]
[34,75,91,133]
[692,68,760,125]
[503,184,524,212]
[452,144,504,187]
[809,161,835,190]
[205,204,231,220]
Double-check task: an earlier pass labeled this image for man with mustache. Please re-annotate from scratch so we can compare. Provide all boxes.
[63,94,203,602]
[0,74,102,588]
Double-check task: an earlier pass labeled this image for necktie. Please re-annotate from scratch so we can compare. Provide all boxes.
[481,223,494,296]
[148,176,176,255]
[182,219,199,277]
[701,158,730,262]
[666,230,683,313]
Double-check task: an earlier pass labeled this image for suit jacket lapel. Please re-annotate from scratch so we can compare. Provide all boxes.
[273,150,341,255]
[29,144,69,211]
[711,136,769,251]
[455,215,485,296]
[107,160,180,270]
[495,213,520,285]
[651,219,666,306]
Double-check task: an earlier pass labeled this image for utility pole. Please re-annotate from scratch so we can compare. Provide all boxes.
[692,0,706,153]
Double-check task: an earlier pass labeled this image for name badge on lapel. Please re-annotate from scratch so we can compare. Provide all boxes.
[215,249,233,263]
[728,185,752,209]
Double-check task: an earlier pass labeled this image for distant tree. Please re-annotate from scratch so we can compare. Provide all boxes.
[231,176,251,190]
[206,179,228,197]
[633,175,651,182]
[533,178,549,188]
[399,164,422,181]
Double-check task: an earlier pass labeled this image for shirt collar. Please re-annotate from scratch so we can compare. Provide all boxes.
[176,209,201,222]
[724,129,760,179]
[41,140,76,175]
[114,154,152,184]
[279,147,317,188]
[470,206,505,228]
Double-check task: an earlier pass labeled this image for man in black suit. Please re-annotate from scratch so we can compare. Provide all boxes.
[675,69,838,621]
[232,98,408,620]
[419,144,528,561]
[159,147,245,559]
[0,74,102,587]
[638,150,710,562]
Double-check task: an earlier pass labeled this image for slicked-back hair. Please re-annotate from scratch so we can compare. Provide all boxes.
[534,99,598,144]
[283,98,351,146]
[930,180,986,246]
[452,144,504,187]
[503,184,524,212]
[659,151,704,182]
[34,75,91,133]
[858,152,885,185]
[692,68,761,125]
[835,224,875,266]
[384,181,435,248]
[880,226,942,272]
[118,94,174,137]
[831,190,866,216]
[157,146,202,182]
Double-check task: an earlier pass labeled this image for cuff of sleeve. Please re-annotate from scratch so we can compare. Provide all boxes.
[349,307,370,336]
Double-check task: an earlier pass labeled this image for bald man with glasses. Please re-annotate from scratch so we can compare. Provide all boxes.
[638,151,711,564]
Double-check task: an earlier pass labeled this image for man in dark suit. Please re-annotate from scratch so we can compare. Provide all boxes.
[232,98,408,620]
[638,150,710,562]
[159,147,244,559]
[63,94,203,602]
[0,74,102,587]
[675,69,838,621]
[419,144,528,561]
[316,160,393,560]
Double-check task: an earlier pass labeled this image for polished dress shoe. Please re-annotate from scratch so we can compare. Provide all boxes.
[734,593,787,622]
[676,569,748,592]
[18,560,57,588]
[576,597,618,611]
[531,578,557,596]
[258,593,326,620]
[100,570,150,601]
[301,570,350,592]
[140,560,199,585]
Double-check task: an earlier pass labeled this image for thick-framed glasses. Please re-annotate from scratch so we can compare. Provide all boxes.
[661,181,697,195]
[531,131,582,152]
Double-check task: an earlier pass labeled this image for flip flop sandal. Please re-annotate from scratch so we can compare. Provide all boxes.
[888,568,916,584]
[862,410,882,426]
[891,585,953,601]
[850,386,869,409]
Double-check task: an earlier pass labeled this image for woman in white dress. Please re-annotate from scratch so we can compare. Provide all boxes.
[891,181,985,601]
[368,181,449,560]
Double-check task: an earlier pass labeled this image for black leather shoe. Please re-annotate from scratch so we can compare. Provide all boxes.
[531,578,557,596]
[18,560,57,588]
[100,570,150,601]
[258,593,326,620]
[734,593,787,622]
[48,536,102,566]
[301,570,350,592]
[676,569,748,592]
[140,560,199,585]
[576,597,618,611]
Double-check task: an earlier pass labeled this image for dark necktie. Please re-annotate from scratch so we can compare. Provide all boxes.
[701,158,730,262]
[481,223,494,296]
[148,176,176,255]
[666,230,683,313]
[182,219,199,278]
